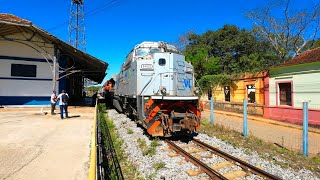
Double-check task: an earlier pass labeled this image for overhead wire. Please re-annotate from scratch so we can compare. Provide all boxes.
[47,0,127,32]
[85,0,125,16]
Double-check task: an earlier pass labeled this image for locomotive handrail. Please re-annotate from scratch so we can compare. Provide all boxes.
[139,74,155,95]
[139,71,178,96]
[139,72,162,95]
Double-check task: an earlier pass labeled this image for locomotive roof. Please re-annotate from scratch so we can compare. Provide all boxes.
[134,41,179,52]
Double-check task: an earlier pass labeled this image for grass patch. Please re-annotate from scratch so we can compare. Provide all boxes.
[98,104,142,179]
[137,138,160,156]
[199,118,320,176]
[153,161,166,171]
[127,129,133,134]
[145,161,166,180]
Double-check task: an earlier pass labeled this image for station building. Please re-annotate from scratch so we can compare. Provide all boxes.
[0,14,108,106]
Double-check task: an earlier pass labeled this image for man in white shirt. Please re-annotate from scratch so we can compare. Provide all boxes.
[50,91,57,115]
[56,90,69,119]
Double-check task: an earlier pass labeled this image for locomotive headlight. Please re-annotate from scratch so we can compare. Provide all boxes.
[185,67,193,73]
[161,87,167,95]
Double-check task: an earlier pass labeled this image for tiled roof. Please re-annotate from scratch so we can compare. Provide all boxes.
[0,13,31,25]
[275,47,320,68]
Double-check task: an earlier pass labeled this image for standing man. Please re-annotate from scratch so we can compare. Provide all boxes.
[50,91,57,115]
[57,90,69,119]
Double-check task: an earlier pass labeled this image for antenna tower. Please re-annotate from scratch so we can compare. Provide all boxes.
[68,0,86,51]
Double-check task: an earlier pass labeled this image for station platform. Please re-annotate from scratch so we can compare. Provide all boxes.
[0,107,94,179]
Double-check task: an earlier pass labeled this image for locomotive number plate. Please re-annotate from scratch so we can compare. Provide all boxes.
[141,64,154,71]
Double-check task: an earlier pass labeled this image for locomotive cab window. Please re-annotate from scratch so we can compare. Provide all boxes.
[159,58,166,66]
[135,48,161,57]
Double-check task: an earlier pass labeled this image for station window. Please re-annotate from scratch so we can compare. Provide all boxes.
[159,58,166,66]
[11,64,36,77]
[207,89,212,100]
[279,83,292,106]
[247,84,256,103]
[224,86,230,102]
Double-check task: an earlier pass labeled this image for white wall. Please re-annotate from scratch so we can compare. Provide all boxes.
[269,71,320,109]
[0,33,57,98]
[1,33,54,58]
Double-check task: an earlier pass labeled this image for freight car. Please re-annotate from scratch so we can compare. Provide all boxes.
[105,41,201,137]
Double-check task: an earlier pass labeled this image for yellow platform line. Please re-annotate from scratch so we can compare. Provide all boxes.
[88,103,97,180]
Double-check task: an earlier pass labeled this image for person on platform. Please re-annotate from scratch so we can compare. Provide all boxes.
[50,91,57,115]
[56,90,69,119]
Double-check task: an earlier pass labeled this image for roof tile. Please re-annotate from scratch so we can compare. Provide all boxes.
[275,47,320,68]
[0,13,31,25]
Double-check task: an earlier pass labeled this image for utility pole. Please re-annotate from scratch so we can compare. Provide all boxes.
[68,0,86,51]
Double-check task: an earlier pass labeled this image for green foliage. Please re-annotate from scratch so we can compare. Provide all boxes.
[127,129,133,134]
[183,25,277,79]
[153,161,166,171]
[137,138,160,157]
[311,156,320,164]
[201,118,209,126]
[303,38,320,51]
[86,86,101,92]
[198,74,234,91]
[97,103,106,112]
[150,139,159,148]
[85,86,101,97]
[98,107,141,179]
[137,138,148,155]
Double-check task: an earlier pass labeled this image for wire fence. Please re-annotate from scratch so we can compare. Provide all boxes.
[203,99,320,156]
[96,105,124,180]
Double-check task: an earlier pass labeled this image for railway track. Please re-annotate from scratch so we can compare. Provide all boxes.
[165,139,281,180]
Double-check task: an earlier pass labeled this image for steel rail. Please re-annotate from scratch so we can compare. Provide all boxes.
[192,138,282,180]
[165,139,227,180]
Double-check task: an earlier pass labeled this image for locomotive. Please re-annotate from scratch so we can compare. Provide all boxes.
[105,41,201,137]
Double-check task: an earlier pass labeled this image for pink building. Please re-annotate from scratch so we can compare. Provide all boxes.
[264,48,320,125]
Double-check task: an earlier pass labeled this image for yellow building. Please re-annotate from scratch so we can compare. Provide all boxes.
[201,72,267,115]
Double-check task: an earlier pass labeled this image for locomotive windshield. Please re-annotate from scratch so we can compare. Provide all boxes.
[135,48,161,57]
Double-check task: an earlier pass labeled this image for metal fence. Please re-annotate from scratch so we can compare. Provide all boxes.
[96,109,124,180]
[207,98,320,157]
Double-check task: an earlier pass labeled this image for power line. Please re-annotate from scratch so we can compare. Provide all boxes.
[47,0,127,32]
[86,0,123,16]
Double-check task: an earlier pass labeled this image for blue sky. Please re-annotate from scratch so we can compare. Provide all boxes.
[1,0,318,84]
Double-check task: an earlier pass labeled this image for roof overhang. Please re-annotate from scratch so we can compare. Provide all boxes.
[0,14,108,83]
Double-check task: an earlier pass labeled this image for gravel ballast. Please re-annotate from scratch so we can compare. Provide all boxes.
[106,109,318,180]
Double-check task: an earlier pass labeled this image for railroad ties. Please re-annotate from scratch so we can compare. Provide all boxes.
[165,139,282,180]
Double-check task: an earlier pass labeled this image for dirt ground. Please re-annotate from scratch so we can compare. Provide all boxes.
[202,109,320,155]
[0,106,94,180]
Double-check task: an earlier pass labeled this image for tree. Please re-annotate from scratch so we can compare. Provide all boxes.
[304,38,320,50]
[183,25,274,78]
[246,0,320,61]
[172,31,195,52]
[184,47,209,78]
